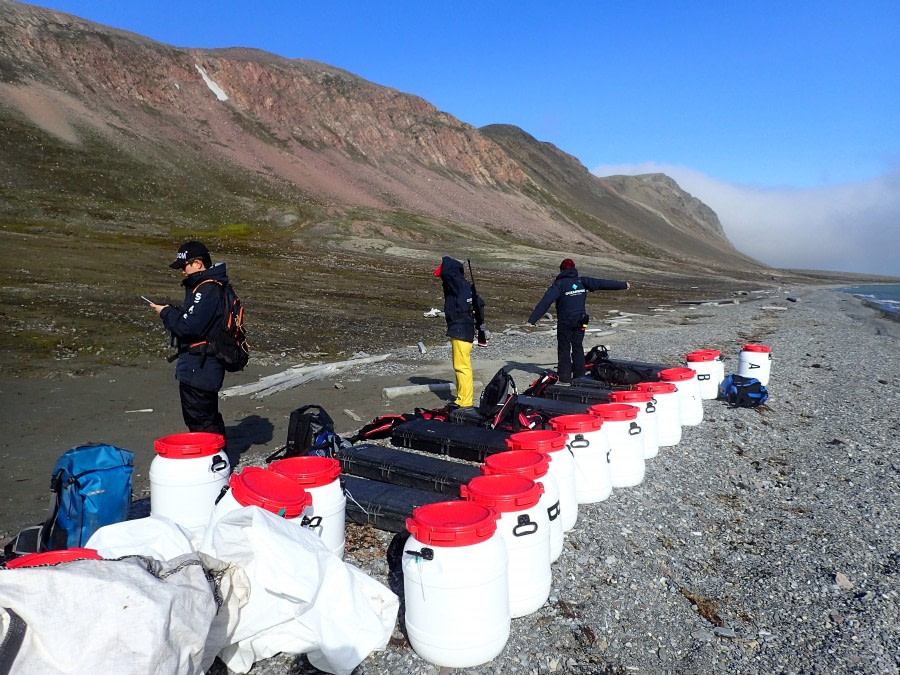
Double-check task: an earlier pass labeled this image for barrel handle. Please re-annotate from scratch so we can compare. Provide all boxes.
[646,400,657,413]
[301,515,323,529]
[210,455,229,473]
[214,485,230,505]
[569,433,590,449]
[697,373,710,381]
[405,547,434,561]
[629,422,642,436]
[513,514,538,537]
[546,500,560,522]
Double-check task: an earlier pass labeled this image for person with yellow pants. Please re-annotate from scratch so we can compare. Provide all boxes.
[434,255,484,408]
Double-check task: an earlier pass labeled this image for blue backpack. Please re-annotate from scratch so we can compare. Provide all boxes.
[43,444,134,549]
[719,374,769,408]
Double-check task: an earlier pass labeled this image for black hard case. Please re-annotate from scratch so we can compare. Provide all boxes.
[390,418,511,463]
[341,475,450,533]
[541,383,614,405]
[335,443,480,496]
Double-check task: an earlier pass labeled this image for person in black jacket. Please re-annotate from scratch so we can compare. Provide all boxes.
[149,241,228,437]
[434,255,484,408]
[528,258,630,383]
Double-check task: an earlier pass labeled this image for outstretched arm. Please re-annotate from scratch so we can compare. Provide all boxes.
[583,277,630,292]
[527,284,560,324]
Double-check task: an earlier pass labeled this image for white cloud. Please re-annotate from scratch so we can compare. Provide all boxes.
[591,162,900,277]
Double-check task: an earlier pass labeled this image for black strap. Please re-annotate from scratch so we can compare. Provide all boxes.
[0,608,28,675]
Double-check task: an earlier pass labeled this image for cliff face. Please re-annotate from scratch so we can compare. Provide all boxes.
[0,0,758,270]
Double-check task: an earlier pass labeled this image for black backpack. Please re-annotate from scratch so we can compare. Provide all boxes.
[719,374,769,408]
[587,345,669,386]
[266,405,346,462]
[478,368,516,417]
[195,279,249,372]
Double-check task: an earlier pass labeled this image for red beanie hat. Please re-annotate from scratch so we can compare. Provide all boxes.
[560,258,575,270]
[433,263,443,277]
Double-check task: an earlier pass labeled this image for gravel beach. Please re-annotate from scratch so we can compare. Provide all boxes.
[4,286,899,673]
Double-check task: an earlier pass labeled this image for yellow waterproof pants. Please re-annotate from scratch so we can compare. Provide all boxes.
[451,338,474,407]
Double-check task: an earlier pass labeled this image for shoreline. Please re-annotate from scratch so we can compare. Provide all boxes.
[3,287,898,673]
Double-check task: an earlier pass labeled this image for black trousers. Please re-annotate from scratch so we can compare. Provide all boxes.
[556,321,586,382]
[179,381,225,437]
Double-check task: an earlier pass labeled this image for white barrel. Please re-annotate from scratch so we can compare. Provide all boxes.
[634,382,681,447]
[588,404,645,488]
[482,450,562,563]
[658,367,703,426]
[686,350,725,400]
[738,344,772,385]
[150,432,231,529]
[403,501,509,668]
[608,390,659,459]
[269,456,347,558]
[505,429,576,531]
[208,467,311,528]
[460,475,550,618]
[549,414,611,504]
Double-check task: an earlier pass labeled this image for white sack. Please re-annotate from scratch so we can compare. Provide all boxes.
[200,506,399,675]
[0,554,219,674]
[86,514,198,560]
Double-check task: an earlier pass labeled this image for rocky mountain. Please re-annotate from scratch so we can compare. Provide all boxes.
[0,0,756,273]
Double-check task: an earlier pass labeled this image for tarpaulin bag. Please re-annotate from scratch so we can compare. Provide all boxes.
[719,374,769,408]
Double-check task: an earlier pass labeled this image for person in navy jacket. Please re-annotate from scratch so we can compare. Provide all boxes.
[434,255,484,408]
[150,241,228,437]
[528,258,630,382]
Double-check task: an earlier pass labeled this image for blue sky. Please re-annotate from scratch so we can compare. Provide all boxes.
[26,1,900,275]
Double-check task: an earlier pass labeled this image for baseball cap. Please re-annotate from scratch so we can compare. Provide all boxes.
[169,241,210,269]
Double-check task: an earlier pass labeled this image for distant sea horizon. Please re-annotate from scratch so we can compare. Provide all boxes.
[839,284,900,319]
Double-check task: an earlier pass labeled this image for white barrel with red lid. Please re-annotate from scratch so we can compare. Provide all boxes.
[461,475,550,618]
[269,456,347,558]
[588,403,645,488]
[208,467,311,533]
[686,349,725,400]
[505,429,576,531]
[658,367,703,427]
[482,450,562,563]
[548,414,611,504]
[634,381,681,447]
[402,501,509,668]
[150,432,231,529]
[738,343,772,385]
[608,390,659,459]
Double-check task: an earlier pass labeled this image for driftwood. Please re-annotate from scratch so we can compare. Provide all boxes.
[221,353,391,398]
[677,299,741,305]
[381,381,484,400]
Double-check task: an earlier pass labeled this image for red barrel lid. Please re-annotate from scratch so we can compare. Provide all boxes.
[506,429,567,453]
[405,501,499,547]
[4,548,102,569]
[588,402,639,421]
[742,343,772,353]
[658,367,697,382]
[686,350,718,362]
[228,467,311,517]
[460,475,543,512]
[608,390,654,404]
[634,381,677,395]
[549,414,604,433]
[482,450,549,479]
[154,432,225,458]
[269,456,341,487]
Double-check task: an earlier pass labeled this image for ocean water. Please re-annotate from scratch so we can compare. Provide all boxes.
[840,284,900,317]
